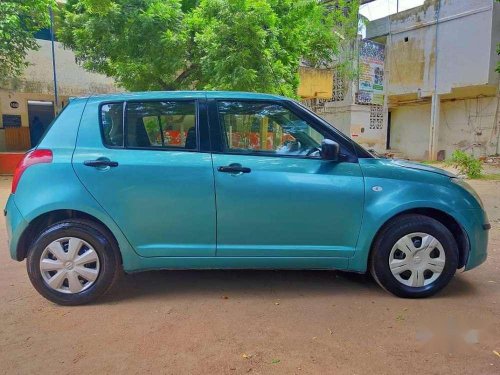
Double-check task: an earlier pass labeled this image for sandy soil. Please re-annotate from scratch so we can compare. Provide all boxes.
[0,175,499,375]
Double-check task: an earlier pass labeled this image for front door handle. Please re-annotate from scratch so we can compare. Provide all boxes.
[217,164,251,174]
[84,159,119,168]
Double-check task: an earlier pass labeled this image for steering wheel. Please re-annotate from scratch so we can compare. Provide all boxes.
[306,146,321,157]
[283,140,301,152]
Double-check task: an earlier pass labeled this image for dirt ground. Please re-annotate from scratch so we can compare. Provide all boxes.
[0,175,499,375]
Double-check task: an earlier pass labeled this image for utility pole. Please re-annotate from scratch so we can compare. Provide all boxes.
[49,6,59,114]
[428,0,441,160]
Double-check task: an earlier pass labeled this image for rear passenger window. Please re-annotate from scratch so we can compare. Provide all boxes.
[101,103,124,147]
[126,101,197,149]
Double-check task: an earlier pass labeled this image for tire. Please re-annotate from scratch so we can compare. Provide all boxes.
[26,219,121,305]
[370,214,458,298]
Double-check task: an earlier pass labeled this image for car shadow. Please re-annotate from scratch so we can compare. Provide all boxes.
[98,269,384,304]
[437,274,478,298]
[97,269,478,304]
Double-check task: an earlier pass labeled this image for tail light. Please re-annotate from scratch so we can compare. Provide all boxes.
[12,149,53,194]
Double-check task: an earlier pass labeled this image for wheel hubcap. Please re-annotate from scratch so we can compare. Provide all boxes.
[389,232,446,287]
[39,237,100,294]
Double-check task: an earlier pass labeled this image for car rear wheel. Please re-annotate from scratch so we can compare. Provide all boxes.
[370,214,458,298]
[27,219,120,305]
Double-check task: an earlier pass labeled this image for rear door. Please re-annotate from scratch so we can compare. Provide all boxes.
[72,94,216,257]
[209,99,365,259]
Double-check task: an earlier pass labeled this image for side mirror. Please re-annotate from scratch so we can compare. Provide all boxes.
[321,139,339,161]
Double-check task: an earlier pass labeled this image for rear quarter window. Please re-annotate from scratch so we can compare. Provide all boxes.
[100,103,124,147]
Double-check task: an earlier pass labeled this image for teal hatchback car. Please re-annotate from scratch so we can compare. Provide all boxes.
[5,91,489,305]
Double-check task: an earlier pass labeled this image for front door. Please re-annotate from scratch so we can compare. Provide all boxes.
[210,100,364,259]
[73,97,216,257]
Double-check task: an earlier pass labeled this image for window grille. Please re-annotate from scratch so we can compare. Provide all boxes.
[369,104,384,130]
[331,70,346,102]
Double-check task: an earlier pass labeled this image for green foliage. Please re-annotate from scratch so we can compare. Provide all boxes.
[447,150,483,179]
[0,0,55,81]
[59,0,188,91]
[58,0,360,94]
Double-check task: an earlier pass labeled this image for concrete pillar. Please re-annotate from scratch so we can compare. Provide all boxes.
[428,93,440,160]
[260,117,268,150]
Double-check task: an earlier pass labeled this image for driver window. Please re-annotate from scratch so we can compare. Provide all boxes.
[217,101,325,157]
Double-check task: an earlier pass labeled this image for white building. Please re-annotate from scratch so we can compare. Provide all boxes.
[313,0,500,160]
[0,31,118,153]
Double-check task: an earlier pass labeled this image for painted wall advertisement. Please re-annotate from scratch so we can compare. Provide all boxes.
[358,40,385,105]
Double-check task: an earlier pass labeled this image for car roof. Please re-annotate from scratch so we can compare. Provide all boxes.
[85,91,288,102]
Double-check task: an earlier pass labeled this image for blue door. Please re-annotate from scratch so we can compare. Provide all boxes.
[210,100,365,260]
[73,96,216,257]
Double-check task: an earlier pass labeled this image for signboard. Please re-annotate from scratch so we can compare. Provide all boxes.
[2,114,22,128]
[358,40,385,105]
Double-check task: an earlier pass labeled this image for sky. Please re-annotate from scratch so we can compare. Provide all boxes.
[359,0,426,21]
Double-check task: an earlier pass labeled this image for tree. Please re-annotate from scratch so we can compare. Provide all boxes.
[58,0,359,96]
[0,0,55,81]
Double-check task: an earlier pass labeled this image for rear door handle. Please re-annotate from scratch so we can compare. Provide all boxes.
[217,164,251,174]
[84,159,119,168]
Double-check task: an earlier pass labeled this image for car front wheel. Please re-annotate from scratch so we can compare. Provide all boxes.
[370,214,459,298]
[26,219,120,305]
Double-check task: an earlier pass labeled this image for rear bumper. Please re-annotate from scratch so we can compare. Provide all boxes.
[5,194,28,261]
[461,208,489,271]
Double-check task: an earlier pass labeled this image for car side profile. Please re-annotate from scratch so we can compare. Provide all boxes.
[5,91,489,305]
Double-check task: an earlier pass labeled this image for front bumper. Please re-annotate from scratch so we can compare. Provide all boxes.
[461,208,489,271]
[5,194,28,261]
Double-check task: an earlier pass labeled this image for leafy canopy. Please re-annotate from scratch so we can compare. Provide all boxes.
[0,0,55,80]
[59,0,359,95]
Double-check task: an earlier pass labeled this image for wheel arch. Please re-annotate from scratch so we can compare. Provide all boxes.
[369,207,469,269]
[15,209,123,264]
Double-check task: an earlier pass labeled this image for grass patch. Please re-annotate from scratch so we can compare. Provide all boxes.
[476,173,500,181]
[420,160,442,165]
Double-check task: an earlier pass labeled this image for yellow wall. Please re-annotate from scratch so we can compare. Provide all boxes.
[297,67,333,99]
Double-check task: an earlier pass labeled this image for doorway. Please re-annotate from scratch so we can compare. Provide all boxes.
[28,101,54,147]
[386,111,392,150]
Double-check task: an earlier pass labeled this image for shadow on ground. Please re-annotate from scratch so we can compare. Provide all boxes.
[98,269,476,304]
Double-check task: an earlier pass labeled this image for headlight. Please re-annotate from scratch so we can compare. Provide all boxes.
[451,177,484,208]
